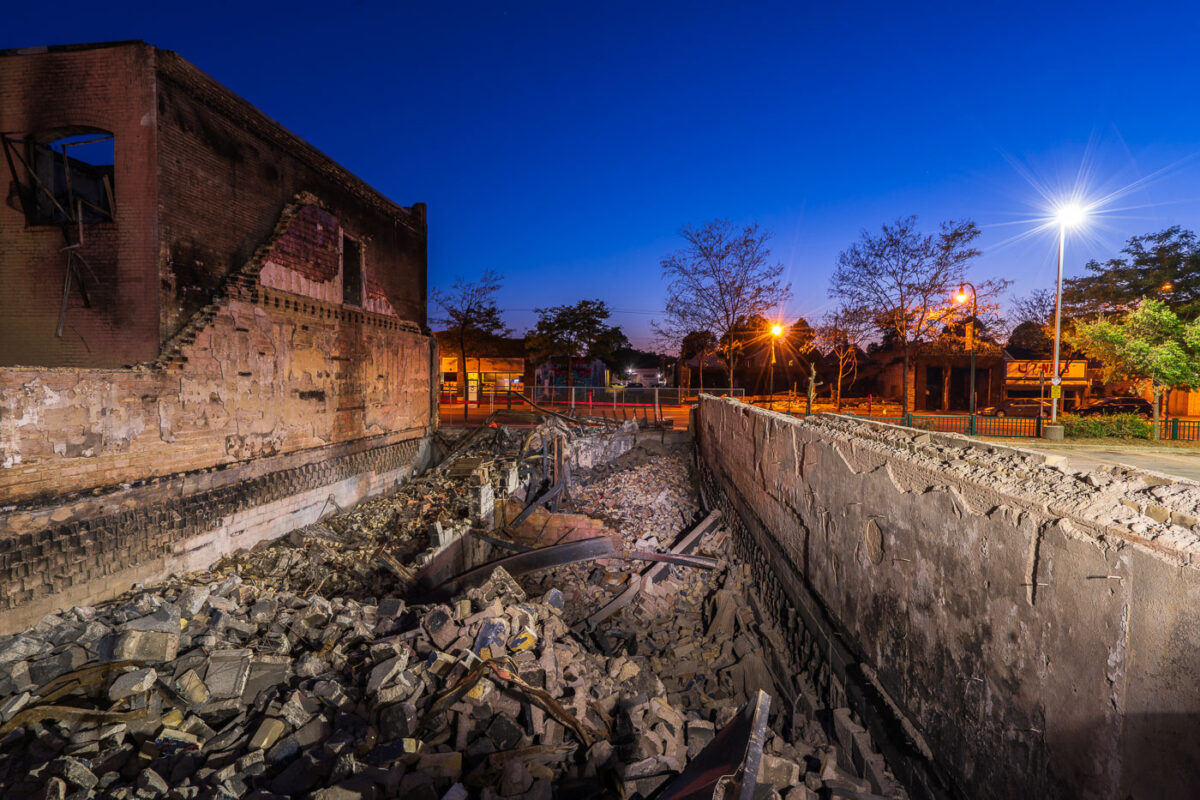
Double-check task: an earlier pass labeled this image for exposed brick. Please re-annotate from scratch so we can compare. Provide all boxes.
[0,42,438,626]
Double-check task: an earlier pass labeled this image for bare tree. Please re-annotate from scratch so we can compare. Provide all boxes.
[816,307,872,411]
[657,220,791,387]
[432,270,508,400]
[830,216,982,414]
[1013,288,1057,325]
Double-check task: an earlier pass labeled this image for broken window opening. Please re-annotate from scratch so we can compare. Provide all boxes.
[2,130,116,338]
[2,130,116,226]
[342,234,364,306]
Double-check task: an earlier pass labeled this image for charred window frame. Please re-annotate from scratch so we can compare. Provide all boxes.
[2,129,115,226]
[342,233,364,306]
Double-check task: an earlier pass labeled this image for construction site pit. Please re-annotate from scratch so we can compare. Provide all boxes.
[0,416,908,800]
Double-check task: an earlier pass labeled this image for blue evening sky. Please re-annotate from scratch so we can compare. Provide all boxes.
[7,1,1200,349]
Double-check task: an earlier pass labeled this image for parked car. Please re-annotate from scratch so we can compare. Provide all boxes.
[625,382,644,389]
[979,399,1053,417]
[1078,397,1153,418]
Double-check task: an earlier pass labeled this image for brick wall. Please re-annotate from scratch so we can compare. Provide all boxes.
[154,49,426,344]
[0,253,435,626]
[0,43,161,367]
[0,42,435,632]
[267,205,340,282]
[0,289,433,505]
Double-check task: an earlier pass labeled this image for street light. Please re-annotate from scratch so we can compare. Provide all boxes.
[1050,202,1087,423]
[954,282,977,416]
[769,323,784,412]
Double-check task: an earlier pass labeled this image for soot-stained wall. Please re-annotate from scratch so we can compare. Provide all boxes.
[0,197,436,631]
[0,42,435,632]
[154,49,426,342]
[0,42,160,367]
[697,396,1200,800]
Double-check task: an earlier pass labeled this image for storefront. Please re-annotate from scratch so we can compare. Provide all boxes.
[1004,358,1089,409]
[439,355,524,401]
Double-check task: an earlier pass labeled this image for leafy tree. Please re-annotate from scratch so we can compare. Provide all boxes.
[1006,320,1053,358]
[830,216,985,414]
[1070,298,1200,438]
[680,330,718,392]
[432,270,509,400]
[817,307,872,410]
[526,299,627,388]
[1064,227,1200,319]
[1004,288,1058,358]
[612,345,672,384]
[657,219,791,387]
[612,345,667,370]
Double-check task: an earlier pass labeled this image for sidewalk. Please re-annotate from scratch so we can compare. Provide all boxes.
[983,437,1200,482]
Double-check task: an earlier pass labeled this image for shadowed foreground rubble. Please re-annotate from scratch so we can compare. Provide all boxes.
[0,421,905,800]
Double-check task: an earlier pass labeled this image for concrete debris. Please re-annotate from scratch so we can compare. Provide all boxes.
[816,413,1200,557]
[0,426,906,800]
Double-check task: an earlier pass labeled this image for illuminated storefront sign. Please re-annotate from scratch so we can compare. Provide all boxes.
[1004,360,1087,385]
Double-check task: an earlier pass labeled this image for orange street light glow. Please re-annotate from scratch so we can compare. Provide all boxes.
[770,324,783,337]
[955,291,969,303]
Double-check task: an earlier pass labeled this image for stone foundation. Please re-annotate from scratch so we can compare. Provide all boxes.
[0,431,429,634]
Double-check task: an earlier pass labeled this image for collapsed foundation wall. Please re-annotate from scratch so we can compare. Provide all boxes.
[0,431,429,635]
[696,396,1200,800]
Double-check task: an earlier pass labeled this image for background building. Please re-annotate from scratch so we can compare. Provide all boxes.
[435,332,526,401]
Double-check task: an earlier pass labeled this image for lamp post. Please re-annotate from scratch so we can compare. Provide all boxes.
[955,282,977,416]
[769,324,783,411]
[1051,204,1086,423]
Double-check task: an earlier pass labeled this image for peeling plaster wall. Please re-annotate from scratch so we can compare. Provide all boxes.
[0,294,432,507]
[696,397,1200,800]
[0,283,434,628]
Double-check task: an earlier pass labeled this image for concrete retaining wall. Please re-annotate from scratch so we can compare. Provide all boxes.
[696,396,1200,800]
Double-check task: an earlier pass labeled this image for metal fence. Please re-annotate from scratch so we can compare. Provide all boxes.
[530,386,744,408]
[1161,419,1200,441]
[438,386,745,409]
[440,386,744,408]
[763,408,1200,441]
[436,387,748,427]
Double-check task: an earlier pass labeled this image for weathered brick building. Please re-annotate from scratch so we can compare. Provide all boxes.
[0,42,437,632]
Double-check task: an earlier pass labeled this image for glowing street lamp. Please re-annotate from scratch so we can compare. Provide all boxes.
[954,282,977,416]
[769,323,784,412]
[1050,203,1087,424]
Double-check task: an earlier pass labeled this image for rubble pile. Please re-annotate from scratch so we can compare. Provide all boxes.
[0,425,905,799]
[0,565,875,800]
[573,444,700,551]
[206,426,528,601]
[525,439,904,798]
